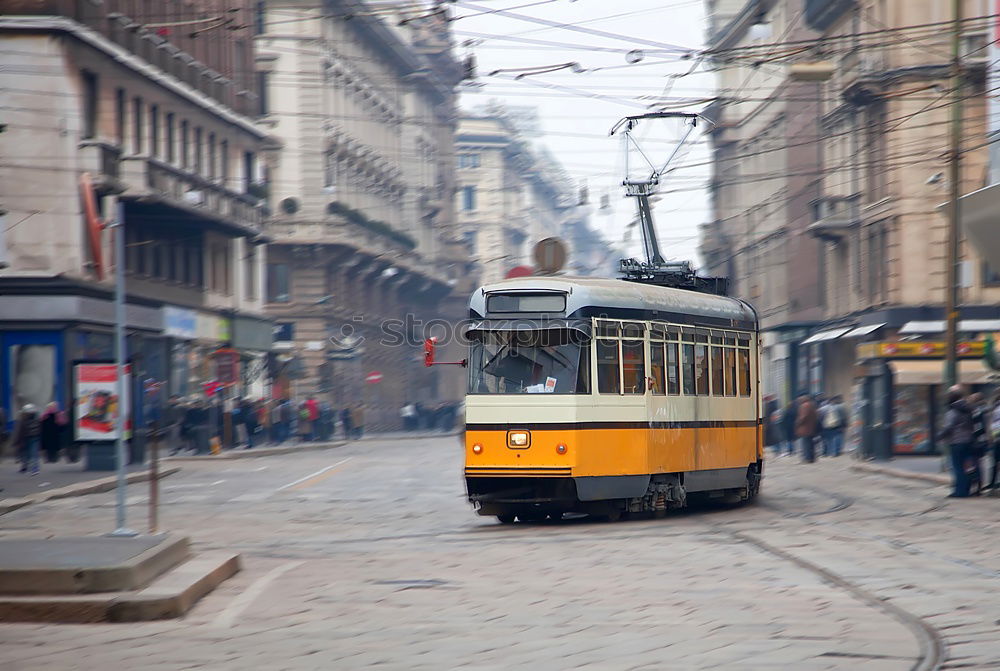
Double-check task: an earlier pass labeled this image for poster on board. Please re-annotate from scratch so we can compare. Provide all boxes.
[74,363,131,442]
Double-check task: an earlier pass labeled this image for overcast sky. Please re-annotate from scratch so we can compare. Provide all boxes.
[451,0,715,266]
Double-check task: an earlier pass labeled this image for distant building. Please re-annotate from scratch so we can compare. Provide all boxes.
[0,1,274,425]
[257,0,469,427]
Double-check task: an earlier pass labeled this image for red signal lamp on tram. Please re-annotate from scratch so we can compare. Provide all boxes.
[423,337,467,368]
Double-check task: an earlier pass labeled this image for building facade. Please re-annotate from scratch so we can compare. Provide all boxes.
[258,0,469,429]
[0,1,273,433]
[456,113,574,284]
[703,0,999,455]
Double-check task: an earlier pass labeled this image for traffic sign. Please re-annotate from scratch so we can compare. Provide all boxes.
[365,371,383,384]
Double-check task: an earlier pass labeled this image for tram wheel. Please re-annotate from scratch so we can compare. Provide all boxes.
[497,514,516,524]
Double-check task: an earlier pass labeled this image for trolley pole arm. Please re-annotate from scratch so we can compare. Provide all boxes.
[636,194,665,265]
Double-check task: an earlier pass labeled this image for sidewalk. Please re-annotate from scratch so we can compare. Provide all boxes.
[850,454,951,485]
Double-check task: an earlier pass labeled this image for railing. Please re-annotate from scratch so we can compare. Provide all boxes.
[121,156,262,230]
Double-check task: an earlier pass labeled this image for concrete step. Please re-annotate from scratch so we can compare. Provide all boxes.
[0,535,190,595]
[0,551,241,623]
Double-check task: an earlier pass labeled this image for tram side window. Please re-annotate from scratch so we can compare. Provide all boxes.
[649,342,666,395]
[738,348,751,397]
[621,340,645,394]
[597,340,620,394]
[711,346,724,397]
[694,344,709,396]
[724,347,737,396]
[666,342,680,395]
[681,344,696,395]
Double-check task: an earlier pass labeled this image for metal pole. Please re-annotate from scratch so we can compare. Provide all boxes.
[944,0,963,389]
[149,421,159,534]
[110,202,137,537]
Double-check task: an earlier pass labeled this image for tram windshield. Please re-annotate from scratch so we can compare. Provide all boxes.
[468,329,590,395]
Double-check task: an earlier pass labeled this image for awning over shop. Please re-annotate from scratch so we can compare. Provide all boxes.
[958,182,1000,269]
[842,323,885,338]
[889,360,999,385]
[898,319,1000,334]
[801,327,852,344]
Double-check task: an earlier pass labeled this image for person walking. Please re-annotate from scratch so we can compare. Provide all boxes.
[304,396,320,442]
[11,403,41,475]
[763,396,780,456]
[794,394,819,463]
[39,402,67,463]
[967,392,988,494]
[238,397,258,449]
[940,385,975,498]
[988,392,1000,491]
[820,395,847,457]
[340,406,354,440]
[352,403,364,439]
[780,400,797,456]
[401,402,417,431]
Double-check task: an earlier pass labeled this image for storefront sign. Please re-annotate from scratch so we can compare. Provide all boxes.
[196,313,231,342]
[857,341,985,360]
[73,363,131,442]
[164,307,197,339]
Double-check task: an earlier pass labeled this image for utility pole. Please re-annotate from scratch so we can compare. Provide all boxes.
[110,202,137,537]
[944,0,963,389]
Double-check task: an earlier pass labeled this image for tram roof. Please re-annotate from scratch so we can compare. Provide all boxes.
[471,276,757,329]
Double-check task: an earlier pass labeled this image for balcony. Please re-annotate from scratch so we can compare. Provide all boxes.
[805,0,856,32]
[78,140,124,194]
[119,156,263,236]
[807,195,859,241]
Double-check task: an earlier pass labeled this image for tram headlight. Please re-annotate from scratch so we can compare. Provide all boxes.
[472,443,483,455]
[508,431,529,447]
[556,444,567,455]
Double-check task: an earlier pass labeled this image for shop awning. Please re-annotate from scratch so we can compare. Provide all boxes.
[801,327,853,344]
[842,323,885,338]
[889,360,999,385]
[898,319,1000,334]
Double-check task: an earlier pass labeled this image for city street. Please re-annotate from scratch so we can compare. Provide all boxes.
[1,436,998,670]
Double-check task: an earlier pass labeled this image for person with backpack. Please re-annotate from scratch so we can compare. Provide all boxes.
[940,385,975,498]
[11,403,41,475]
[820,395,847,457]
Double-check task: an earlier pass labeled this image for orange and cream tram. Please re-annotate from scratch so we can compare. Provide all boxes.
[463,276,762,523]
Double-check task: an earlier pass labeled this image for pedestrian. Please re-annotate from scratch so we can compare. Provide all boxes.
[763,396,780,456]
[794,393,819,463]
[780,400,797,456]
[278,398,293,444]
[298,401,311,442]
[352,404,364,439]
[401,402,416,431]
[967,391,988,494]
[239,397,258,449]
[165,395,183,455]
[11,403,41,475]
[939,385,975,498]
[988,391,1000,491]
[318,401,333,441]
[340,406,354,440]
[820,395,847,457]
[39,402,67,463]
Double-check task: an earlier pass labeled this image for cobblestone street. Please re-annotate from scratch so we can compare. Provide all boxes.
[1,438,998,670]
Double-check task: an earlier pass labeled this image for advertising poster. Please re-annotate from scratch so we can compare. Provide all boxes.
[74,363,131,442]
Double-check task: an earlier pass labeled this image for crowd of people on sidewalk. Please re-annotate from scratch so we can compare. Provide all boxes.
[763,393,848,463]
[165,395,368,456]
[938,384,1000,498]
[399,401,461,432]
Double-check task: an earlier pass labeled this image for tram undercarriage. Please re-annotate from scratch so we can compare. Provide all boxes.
[468,461,762,523]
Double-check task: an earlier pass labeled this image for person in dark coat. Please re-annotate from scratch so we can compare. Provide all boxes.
[11,404,41,475]
[940,385,975,498]
[239,397,258,449]
[763,396,780,455]
[340,407,354,440]
[39,402,67,463]
[780,400,796,456]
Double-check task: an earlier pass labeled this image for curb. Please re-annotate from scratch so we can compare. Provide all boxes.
[165,440,346,462]
[850,462,950,486]
[0,467,181,516]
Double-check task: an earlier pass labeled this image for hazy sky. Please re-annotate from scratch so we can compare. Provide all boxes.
[451,0,715,266]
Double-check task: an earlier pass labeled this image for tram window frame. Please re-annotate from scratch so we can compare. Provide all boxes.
[711,345,725,397]
[649,341,666,395]
[596,321,620,338]
[621,339,646,394]
[666,341,680,395]
[724,346,737,396]
[596,338,621,395]
[738,347,752,397]
[681,343,696,395]
[577,341,592,394]
[694,344,709,395]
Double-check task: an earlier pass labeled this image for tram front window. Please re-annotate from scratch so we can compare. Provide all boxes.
[469,329,590,395]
